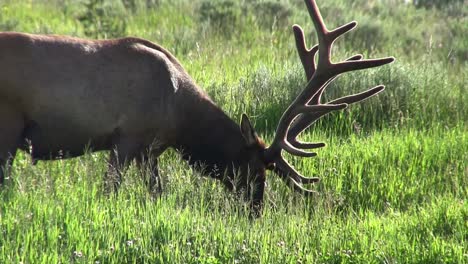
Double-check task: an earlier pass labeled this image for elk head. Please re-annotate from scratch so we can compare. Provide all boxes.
[235,0,394,215]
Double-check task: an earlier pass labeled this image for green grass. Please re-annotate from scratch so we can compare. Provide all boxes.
[1,0,467,263]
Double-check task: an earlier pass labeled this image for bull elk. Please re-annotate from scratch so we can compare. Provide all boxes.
[0,0,393,215]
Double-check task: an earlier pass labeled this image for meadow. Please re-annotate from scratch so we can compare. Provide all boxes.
[0,0,466,263]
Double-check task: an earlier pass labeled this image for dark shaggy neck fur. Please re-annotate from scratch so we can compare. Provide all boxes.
[173,91,248,179]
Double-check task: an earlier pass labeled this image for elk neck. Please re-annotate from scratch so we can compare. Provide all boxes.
[173,84,248,177]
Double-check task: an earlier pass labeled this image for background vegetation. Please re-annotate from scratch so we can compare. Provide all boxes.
[0,0,466,263]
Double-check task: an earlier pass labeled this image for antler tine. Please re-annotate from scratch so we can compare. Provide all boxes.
[274,157,320,184]
[293,25,318,81]
[286,54,368,143]
[308,54,364,105]
[335,58,396,76]
[266,102,346,159]
[329,85,385,105]
[303,0,357,71]
[280,139,318,157]
[287,85,386,144]
[289,139,325,150]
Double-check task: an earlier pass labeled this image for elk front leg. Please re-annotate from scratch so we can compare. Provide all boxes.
[136,156,161,194]
[0,155,15,186]
[136,145,167,195]
[0,105,24,185]
[104,137,141,193]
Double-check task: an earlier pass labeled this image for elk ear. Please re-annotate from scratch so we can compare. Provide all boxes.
[240,114,258,146]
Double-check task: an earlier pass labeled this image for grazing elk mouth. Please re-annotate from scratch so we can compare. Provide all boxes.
[250,173,267,217]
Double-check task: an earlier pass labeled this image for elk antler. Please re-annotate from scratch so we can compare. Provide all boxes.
[265,0,394,195]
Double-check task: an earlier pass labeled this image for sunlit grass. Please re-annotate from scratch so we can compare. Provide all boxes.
[1,127,466,263]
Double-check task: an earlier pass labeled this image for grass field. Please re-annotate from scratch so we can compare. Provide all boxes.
[0,0,467,263]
